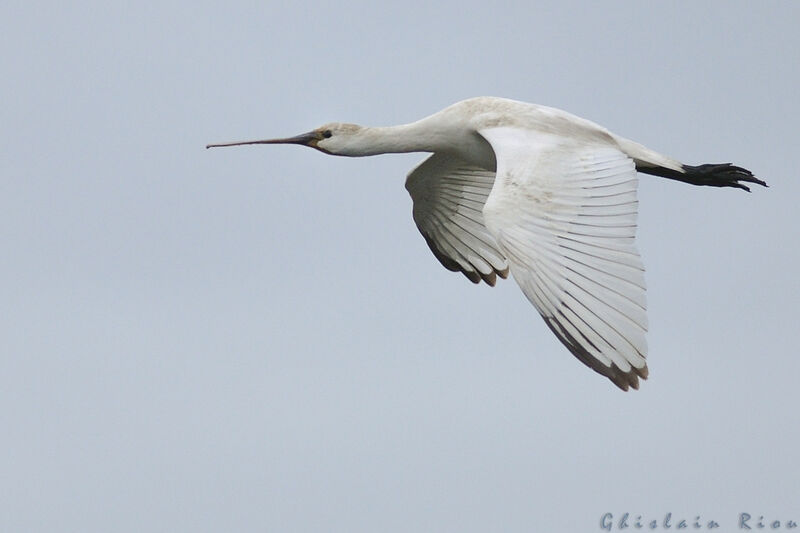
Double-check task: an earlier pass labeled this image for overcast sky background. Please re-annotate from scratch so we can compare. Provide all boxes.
[3,2,799,532]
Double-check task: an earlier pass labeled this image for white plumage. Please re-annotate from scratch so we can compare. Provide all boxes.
[208,97,765,390]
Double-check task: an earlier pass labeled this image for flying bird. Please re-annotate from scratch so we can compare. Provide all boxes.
[207,97,766,390]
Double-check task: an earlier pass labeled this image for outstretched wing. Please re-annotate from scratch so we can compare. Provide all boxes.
[479,127,648,390]
[405,153,509,286]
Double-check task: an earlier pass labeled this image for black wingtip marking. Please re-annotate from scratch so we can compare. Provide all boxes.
[638,162,767,192]
[421,232,506,286]
[543,315,646,391]
[480,270,497,286]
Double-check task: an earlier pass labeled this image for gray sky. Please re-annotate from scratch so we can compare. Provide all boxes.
[3,1,799,532]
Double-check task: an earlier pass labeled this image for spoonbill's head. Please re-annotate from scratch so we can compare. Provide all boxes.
[206,123,366,156]
[307,123,367,156]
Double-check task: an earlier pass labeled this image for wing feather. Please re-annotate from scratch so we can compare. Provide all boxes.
[405,153,509,285]
[479,127,648,390]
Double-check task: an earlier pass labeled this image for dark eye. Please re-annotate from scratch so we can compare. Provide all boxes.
[322,129,332,138]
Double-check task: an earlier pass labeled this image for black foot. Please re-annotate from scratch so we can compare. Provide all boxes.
[680,163,768,192]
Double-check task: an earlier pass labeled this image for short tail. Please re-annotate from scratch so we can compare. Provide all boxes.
[638,163,767,192]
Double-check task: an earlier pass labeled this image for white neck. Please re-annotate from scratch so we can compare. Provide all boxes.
[344,120,446,156]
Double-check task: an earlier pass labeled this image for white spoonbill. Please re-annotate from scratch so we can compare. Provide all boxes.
[207,97,766,390]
